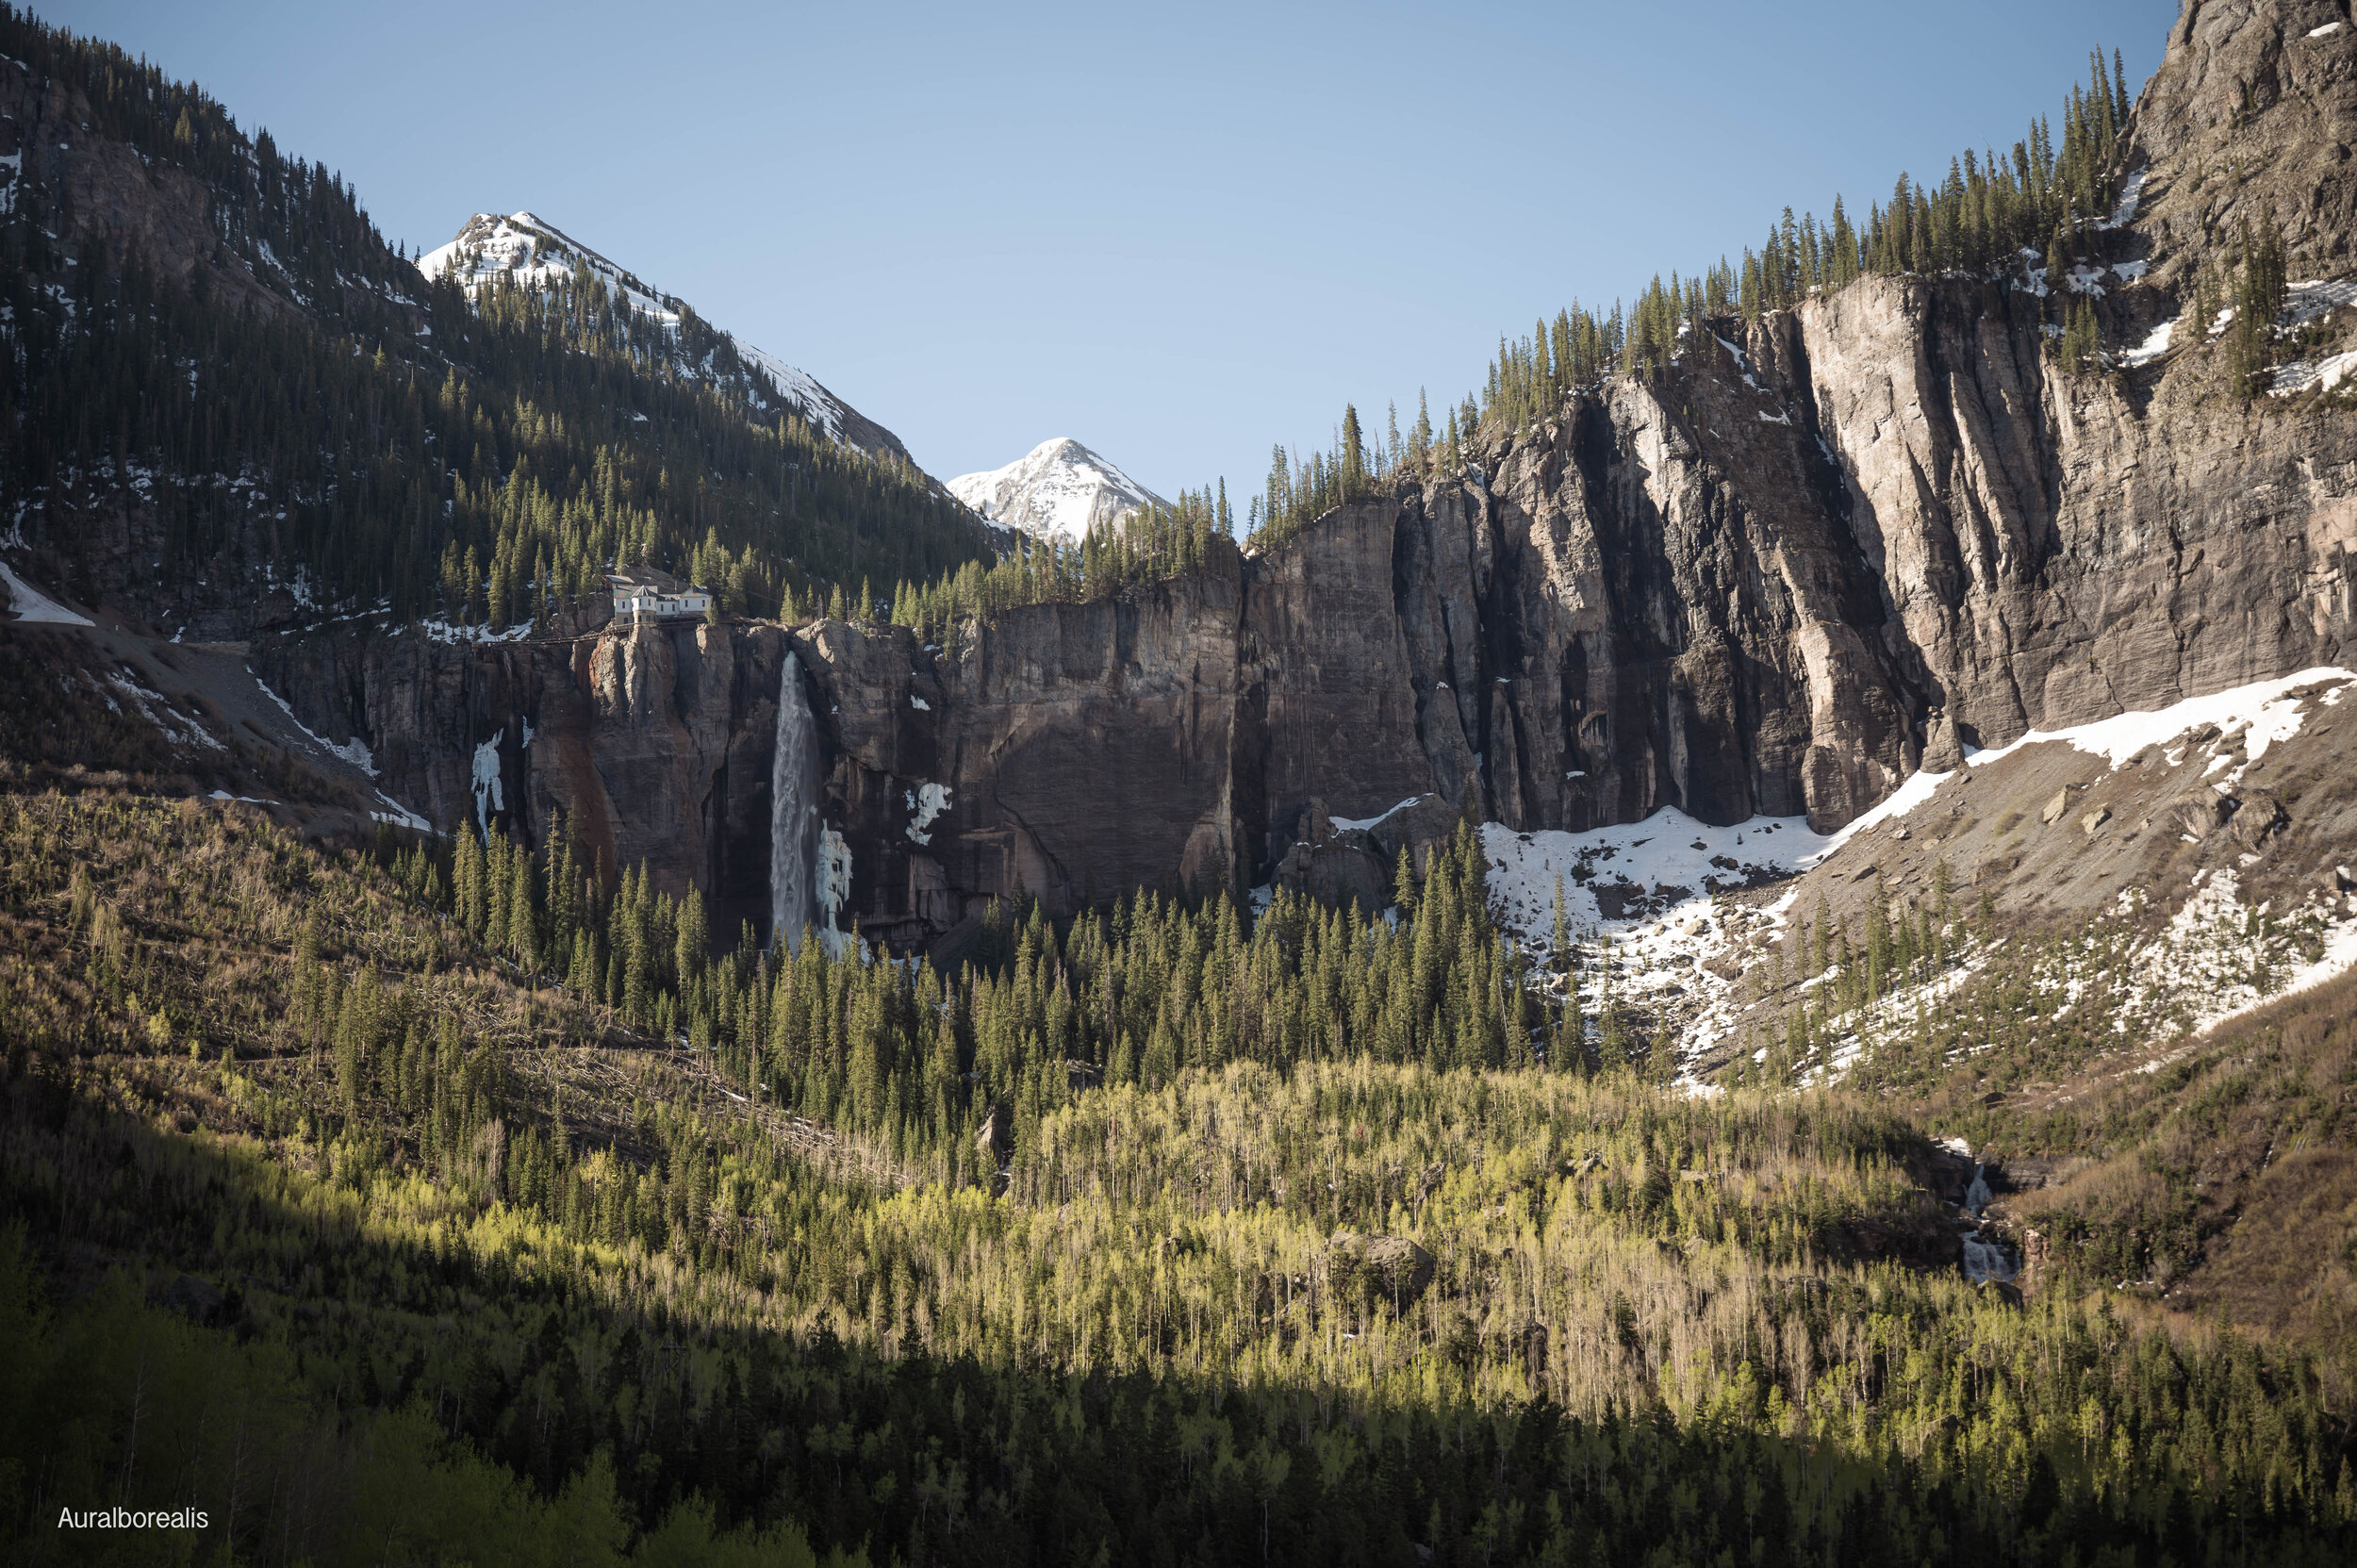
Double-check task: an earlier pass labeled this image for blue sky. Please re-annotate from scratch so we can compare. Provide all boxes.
[47,0,2167,502]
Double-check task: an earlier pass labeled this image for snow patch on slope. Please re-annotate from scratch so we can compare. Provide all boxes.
[2102,167,2148,229]
[2064,874,2353,1044]
[2283,276,2357,330]
[104,671,223,751]
[255,673,377,776]
[1974,668,2352,771]
[1790,669,2352,871]
[2270,350,2357,397]
[2118,316,2174,368]
[1482,809,1834,1081]
[1774,868,2356,1093]
[1478,669,2357,1086]
[0,561,91,625]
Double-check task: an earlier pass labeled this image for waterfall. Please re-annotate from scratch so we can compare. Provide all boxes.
[1962,1231,2019,1285]
[1963,1164,1993,1216]
[768,652,820,951]
[1958,1163,2018,1284]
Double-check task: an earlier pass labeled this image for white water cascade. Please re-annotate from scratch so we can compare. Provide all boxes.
[768,653,821,952]
[1959,1163,2019,1285]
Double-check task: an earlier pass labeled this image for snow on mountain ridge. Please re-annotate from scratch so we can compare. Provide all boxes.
[948,437,1166,543]
[417,211,863,450]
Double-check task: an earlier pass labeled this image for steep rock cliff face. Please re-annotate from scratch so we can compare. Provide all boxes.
[789,568,1244,950]
[258,613,788,936]
[2138,0,2357,280]
[1205,0,2357,862]
[245,0,2357,956]
[1388,361,1921,839]
[1799,268,2357,753]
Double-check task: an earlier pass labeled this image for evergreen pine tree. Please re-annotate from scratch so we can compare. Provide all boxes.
[1550,876,1570,975]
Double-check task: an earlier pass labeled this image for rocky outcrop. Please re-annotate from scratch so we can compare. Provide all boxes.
[2137,0,2357,281]
[1326,1230,1437,1318]
[0,58,290,322]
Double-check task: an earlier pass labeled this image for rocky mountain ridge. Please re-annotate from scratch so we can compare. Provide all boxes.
[418,210,922,467]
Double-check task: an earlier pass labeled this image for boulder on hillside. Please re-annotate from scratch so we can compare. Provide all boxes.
[2228,788,2288,847]
[1273,831,1393,914]
[2164,791,2232,839]
[1307,843,1393,912]
[1276,791,1467,914]
[1327,1230,1436,1315]
[1977,1278,2026,1310]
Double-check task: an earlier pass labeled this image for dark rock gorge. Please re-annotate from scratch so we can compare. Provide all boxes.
[238,0,2357,953]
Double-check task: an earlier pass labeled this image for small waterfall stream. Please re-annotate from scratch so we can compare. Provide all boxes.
[768,652,820,952]
[1959,1162,2018,1284]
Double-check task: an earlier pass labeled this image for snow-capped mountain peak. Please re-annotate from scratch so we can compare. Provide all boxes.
[948,437,1164,543]
[416,211,907,461]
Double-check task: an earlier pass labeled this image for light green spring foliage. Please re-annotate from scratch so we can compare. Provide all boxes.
[379,809,1603,1194]
[1,791,2353,1562]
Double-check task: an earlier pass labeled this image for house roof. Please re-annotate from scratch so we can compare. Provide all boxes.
[606,568,707,596]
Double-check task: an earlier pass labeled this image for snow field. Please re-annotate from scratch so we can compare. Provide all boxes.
[1480,808,1835,1089]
